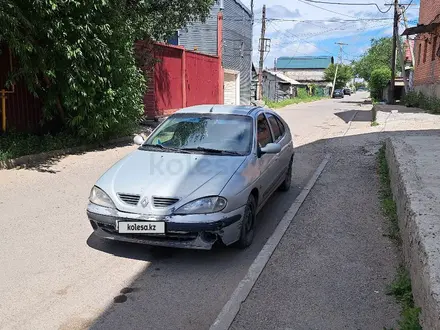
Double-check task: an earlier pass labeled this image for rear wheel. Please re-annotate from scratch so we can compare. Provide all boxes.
[279,157,293,192]
[235,195,256,249]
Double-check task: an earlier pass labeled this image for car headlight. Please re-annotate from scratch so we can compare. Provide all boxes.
[174,196,227,215]
[89,186,115,209]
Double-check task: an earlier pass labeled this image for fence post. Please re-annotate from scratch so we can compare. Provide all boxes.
[217,10,224,104]
[181,48,187,108]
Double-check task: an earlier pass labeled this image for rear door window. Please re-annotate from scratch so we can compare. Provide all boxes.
[267,113,285,141]
[257,113,273,148]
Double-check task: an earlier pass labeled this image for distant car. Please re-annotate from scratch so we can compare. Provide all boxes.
[332,89,344,98]
[357,87,368,92]
[343,88,351,95]
[87,105,295,250]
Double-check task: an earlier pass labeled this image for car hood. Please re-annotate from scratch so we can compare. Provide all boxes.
[95,149,247,214]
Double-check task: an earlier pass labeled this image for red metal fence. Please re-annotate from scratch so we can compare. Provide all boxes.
[0,43,43,133]
[138,42,221,118]
[186,50,220,107]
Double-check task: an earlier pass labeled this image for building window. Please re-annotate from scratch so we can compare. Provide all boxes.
[424,38,428,63]
[433,36,438,61]
[418,43,422,65]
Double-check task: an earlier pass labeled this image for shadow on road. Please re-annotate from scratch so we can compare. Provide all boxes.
[6,140,135,174]
[375,105,429,114]
[338,100,372,105]
[334,109,372,123]
[84,128,440,330]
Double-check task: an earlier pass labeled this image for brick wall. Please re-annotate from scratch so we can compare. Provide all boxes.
[414,0,440,91]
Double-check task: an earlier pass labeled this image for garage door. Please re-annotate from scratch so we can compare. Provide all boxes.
[224,71,238,105]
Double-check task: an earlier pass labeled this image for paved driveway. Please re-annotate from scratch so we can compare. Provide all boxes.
[1,92,381,330]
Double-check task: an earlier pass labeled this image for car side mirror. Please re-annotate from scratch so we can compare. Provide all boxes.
[260,143,281,155]
[133,134,145,145]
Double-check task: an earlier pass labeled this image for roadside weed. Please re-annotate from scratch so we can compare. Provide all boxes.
[377,144,422,330]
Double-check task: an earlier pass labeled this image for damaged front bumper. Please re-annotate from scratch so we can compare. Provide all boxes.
[87,203,245,250]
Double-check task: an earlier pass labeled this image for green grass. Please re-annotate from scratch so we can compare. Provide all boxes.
[377,145,400,243]
[0,132,83,161]
[371,121,379,127]
[385,267,422,330]
[377,145,422,330]
[264,95,328,109]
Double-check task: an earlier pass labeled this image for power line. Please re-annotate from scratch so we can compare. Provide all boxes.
[297,0,359,18]
[266,17,394,22]
[300,0,393,13]
[269,17,392,55]
[401,0,413,14]
[269,18,392,42]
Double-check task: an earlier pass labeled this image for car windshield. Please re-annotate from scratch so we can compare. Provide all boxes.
[142,113,253,155]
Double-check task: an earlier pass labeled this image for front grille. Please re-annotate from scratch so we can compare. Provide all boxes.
[153,197,179,208]
[118,193,141,206]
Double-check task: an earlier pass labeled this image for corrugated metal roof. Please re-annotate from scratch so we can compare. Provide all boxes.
[276,56,334,69]
[264,70,302,85]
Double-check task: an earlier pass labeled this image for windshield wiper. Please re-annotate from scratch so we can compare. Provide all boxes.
[140,144,190,153]
[180,147,243,155]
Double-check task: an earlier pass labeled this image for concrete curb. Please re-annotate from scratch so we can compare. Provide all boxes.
[385,137,440,329]
[0,136,135,170]
[210,154,332,330]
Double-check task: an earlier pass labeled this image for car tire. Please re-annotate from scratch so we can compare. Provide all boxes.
[235,194,257,249]
[279,157,293,192]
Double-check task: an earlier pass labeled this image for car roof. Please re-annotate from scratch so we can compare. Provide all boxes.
[174,104,261,116]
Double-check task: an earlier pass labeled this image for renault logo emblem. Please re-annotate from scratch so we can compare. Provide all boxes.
[141,197,149,208]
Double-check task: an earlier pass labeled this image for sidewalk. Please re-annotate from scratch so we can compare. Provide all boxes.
[230,132,400,330]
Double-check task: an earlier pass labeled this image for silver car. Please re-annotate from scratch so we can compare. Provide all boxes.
[87,105,295,250]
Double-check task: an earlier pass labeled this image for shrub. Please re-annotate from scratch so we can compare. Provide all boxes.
[297,88,309,98]
[403,91,440,114]
[369,67,392,102]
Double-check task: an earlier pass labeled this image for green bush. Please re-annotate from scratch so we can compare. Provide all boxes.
[403,91,421,108]
[403,91,440,114]
[369,67,392,101]
[297,88,309,98]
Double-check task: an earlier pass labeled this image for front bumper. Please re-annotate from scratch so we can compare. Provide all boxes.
[87,203,245,250]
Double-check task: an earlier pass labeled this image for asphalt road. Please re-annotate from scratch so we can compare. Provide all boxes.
[0,92,371,330]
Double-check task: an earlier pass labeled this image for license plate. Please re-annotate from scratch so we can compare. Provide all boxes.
[117,221,165,234]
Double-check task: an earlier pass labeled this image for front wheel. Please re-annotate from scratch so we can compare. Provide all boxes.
[235,195,257,249]
[279,157,293,192]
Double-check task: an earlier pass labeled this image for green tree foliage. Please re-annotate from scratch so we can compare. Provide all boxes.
[0,0,214,139]
[354,81,367,90]
[369,67,391,101]
[353,37,402,82]
[324,63,353,89]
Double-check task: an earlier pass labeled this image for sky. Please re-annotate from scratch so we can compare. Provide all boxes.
[241,0,421,68]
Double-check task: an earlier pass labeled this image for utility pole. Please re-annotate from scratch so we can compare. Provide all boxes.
[274,57,278,102]
[251,0,254,24]
[396,6,409,94]
[258,5,266,100]
[389,0,399,104]
[331,42,348,97]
